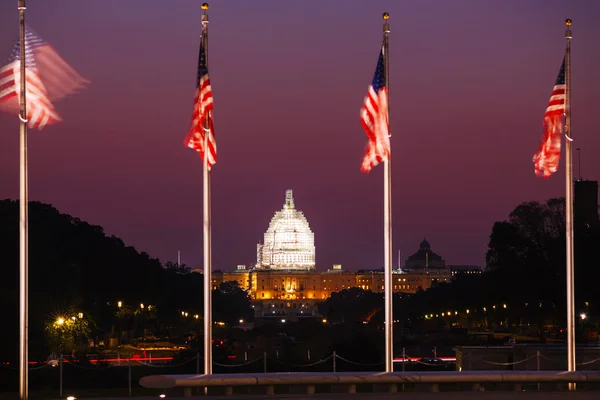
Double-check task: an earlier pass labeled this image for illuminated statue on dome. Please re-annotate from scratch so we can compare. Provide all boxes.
[256,190,315,270]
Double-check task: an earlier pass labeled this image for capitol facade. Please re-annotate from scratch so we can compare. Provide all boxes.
[212,190,477,321]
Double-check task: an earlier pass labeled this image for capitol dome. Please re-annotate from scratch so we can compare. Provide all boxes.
[256,190,315,270]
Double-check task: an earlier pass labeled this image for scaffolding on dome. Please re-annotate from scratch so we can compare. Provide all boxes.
[256,190,315,271]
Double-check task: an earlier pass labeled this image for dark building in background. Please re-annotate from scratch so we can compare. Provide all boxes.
[404,239,446,270]
[574,180,599,229]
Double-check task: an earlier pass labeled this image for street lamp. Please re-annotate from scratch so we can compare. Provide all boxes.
[117,301,122,308]
[56,317,65,326]
[580,313,587,320]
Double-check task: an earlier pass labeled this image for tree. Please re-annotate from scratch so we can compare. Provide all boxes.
[485,198,566,325]
[213,281,253,326]
[44,307,91,356]
[165,261,191,275]
[318,288,383,324]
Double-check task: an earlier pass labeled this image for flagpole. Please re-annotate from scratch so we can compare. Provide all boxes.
[563,18,575,390]
[382,12,393,373]
[17,1,29,399]
[17,0,29,398]
[201,2,212,376]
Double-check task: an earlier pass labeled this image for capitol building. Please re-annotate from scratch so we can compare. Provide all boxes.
[213,190,479,320]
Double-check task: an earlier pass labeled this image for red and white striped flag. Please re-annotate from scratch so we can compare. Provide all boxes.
[184,35,216,169]
[533,59,565,178]
[0,26,88,130]
[360,44,390,173]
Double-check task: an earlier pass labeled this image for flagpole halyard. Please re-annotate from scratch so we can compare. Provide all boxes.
[563,17,576,391]
[17,0,29,399]
[201,2,213,377]
[382,11,393,373]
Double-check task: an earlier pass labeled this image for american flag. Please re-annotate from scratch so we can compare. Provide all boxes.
[360,44,390,173]
[184,34,216,169]
[533,58,566,178]
[0,26,88,129]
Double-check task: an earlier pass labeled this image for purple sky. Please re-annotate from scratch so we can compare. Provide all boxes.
[1,0,599,271]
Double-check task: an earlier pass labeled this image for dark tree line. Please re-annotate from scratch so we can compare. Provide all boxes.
[401,197,600,328]
[318,197,599,336]
[0,200,251,362]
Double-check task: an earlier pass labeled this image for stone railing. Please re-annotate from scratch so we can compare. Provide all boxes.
[140,370,600,396]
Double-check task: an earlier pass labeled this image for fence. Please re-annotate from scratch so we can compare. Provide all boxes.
[455,346,600,372]
[2,349,600,397]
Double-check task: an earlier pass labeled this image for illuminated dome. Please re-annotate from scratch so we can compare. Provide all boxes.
[256,190,315,270]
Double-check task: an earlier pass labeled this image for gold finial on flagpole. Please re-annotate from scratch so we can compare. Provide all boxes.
[565,18,572,26]
[383,12,390,33]
[201,2,209,25]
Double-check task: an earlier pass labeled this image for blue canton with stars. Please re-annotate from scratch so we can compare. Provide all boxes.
[555,58,565,85]
[196,36,209,88]
[371,46,386,92]
[7,25,46,67]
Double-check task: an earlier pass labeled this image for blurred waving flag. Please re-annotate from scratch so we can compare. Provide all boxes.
[184,35,216,169]
[533,58,566,178]
[0,25,89,130]
[360,44,390,173]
